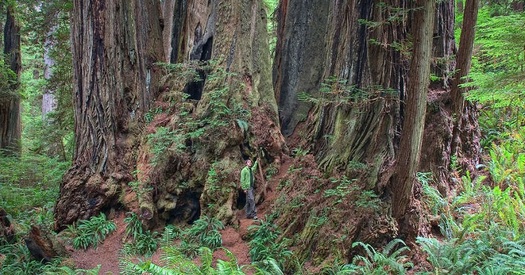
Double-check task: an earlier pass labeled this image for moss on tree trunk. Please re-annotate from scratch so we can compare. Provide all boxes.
[128,0,285,228]
[271,0,476,264]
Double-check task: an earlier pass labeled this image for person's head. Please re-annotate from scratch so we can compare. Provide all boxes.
[245,159,252,167]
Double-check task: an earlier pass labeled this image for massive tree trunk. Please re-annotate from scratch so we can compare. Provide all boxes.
[0,5,21,156]
[134,0,285,228]
[271,0,409,265]
[270,0,472,265]
[391,0,435,241]
[272,0,330,137]
[274,0,407,189]
[55,0,284,230]
[54,0,164,231]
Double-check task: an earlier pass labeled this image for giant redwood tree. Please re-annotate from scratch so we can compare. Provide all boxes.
[132,0,285,228]
[270,0,478,265]
[54,0,165,230]
[55,0,284,230]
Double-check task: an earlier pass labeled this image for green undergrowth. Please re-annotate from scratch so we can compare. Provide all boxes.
[0,154,68,222]
[2,142,525,274]
[3,82,525,275]
[417,112,525,273]
[0,153,99,274]
[121,215,289,275]
[3,109,525,274]
[67,213,117,250]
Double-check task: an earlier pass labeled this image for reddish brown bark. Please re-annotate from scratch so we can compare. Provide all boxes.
[54,0,164,231]
[391,0,436,241]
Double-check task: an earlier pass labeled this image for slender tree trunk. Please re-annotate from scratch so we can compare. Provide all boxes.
[451,0,478,119]
[42,28,57,120]
[54,0,164,231]
[391,0,436,241]
[450,0,481,172]
[42,26,62,157]
[418,0,457,197]
[0,6,21,156]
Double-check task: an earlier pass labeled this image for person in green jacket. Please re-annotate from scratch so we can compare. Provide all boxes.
[240,158,258,220]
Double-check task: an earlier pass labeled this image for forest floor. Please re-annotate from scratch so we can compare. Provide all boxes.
[70,156,292,274]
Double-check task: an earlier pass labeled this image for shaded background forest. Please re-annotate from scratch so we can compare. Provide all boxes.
[1,0,525,274]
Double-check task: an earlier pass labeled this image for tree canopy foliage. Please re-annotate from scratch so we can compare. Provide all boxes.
[466,5,525,109]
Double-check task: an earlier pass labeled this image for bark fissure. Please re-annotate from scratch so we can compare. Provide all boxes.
[55,0,164,230]
[170,0,188,63]
[391,0,435,240]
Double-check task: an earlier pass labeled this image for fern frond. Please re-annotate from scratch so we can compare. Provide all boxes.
[252,257,284,275]
[198,247,214,274]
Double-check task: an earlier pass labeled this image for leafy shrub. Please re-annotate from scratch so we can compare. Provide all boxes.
[124,212,144,240]
[122,231,159,257]
[343,239,412,274]
[0,241,100,275]
[321,259,355,275]
[178,239,202,259]
[248,217,292,270]
[418,226,525,274]
[122,212,159,256]
[0,242,46,274]
[161,224,181,246]
[69,213,116,250]
[122,246,252,275]
[323,176,354,202]
[182,216,224,251]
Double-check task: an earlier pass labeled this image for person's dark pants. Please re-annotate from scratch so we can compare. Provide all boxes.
[245,188,257,218]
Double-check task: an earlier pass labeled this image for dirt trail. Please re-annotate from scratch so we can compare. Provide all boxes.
[70,156,291,273]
